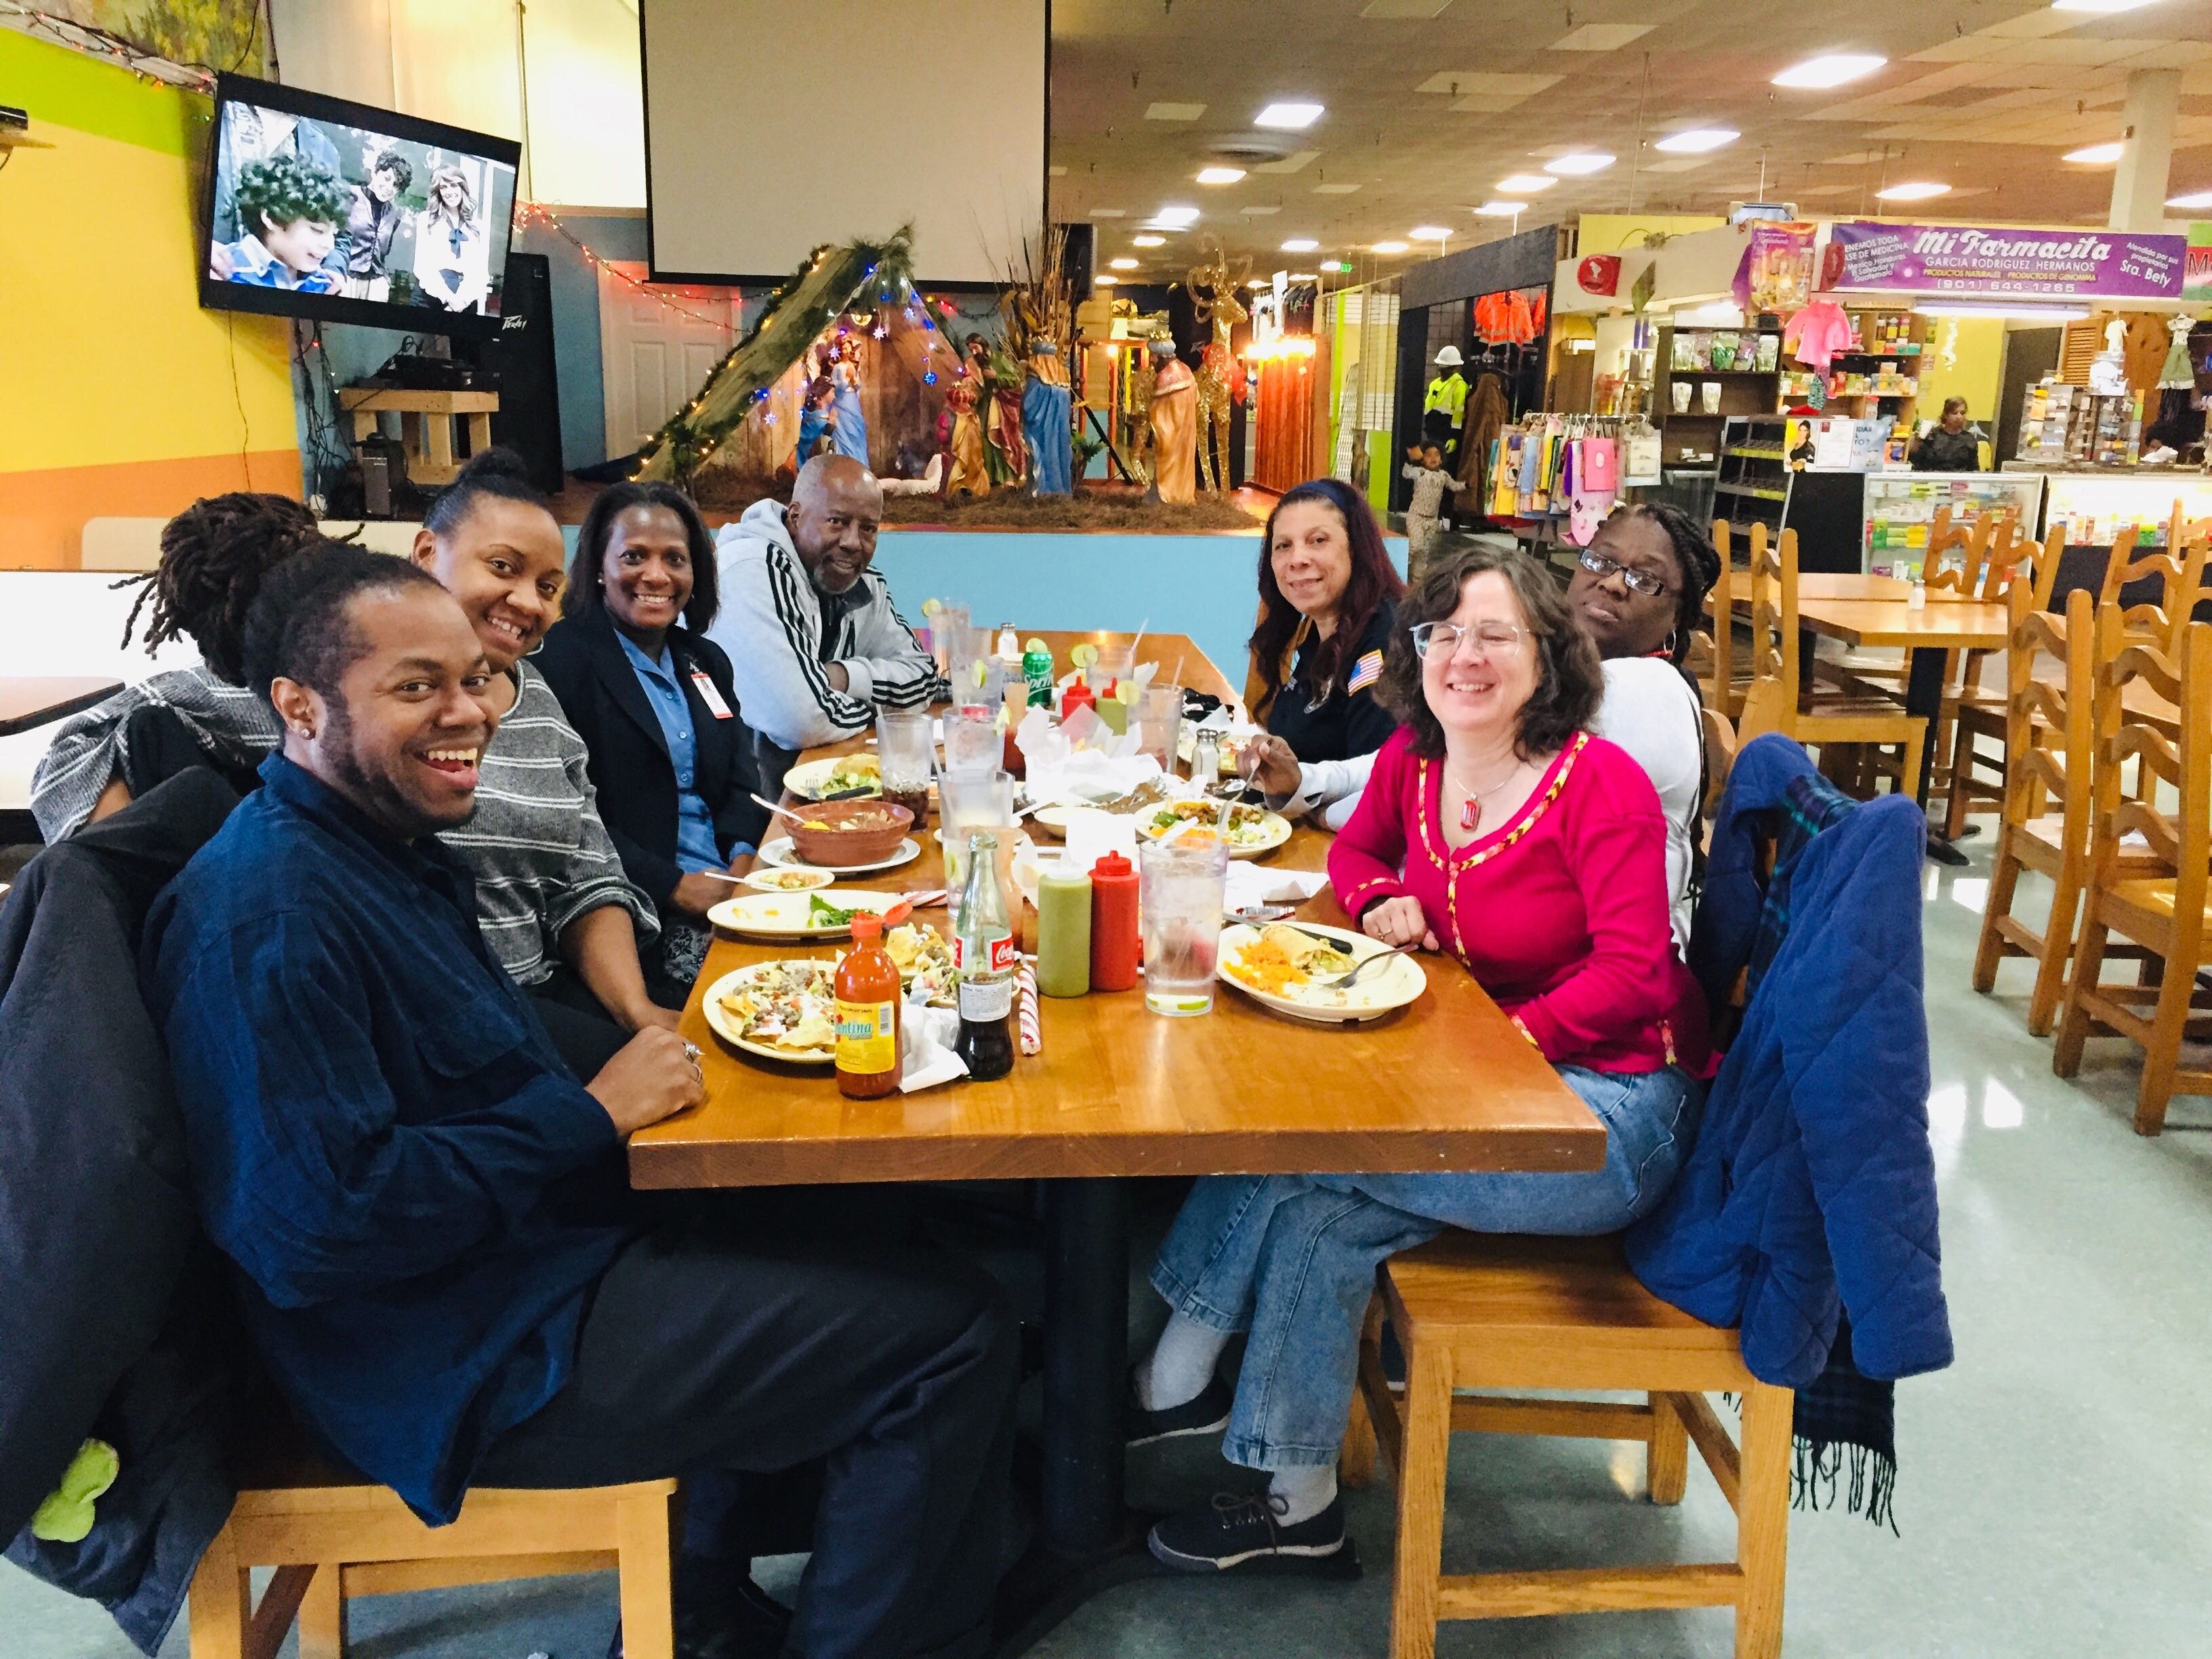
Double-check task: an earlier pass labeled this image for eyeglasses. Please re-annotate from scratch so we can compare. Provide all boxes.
[1576,547,1670,598]
[1410,621,1527,659]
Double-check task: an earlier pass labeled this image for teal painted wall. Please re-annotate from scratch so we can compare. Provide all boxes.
[554,526,1407,688]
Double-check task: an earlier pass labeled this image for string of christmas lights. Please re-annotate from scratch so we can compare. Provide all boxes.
[513,201,743,334]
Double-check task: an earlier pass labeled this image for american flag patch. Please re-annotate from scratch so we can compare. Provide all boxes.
[1346,650,1384,694]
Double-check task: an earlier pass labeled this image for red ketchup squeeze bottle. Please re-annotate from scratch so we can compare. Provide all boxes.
[1087,851,1140,993]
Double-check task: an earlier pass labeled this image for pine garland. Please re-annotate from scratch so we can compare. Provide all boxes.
[633,226,919,484]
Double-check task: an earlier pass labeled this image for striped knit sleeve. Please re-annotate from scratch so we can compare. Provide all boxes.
[28,688,140,840]
[737,544,876,746]
[525,677,659,945]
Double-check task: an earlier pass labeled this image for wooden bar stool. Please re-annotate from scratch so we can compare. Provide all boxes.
[186,1452,676,1659]
[1343,1233,1793,1659]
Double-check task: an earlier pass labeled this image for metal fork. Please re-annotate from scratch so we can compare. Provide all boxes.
[1311,943,1416,989]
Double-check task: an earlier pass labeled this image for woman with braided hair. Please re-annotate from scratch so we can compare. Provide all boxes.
[1238,504,1721,947]
[33,493,333,836]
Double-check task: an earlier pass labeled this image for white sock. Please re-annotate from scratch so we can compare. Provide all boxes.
[1267,1463,1338,1526]
[1136,1311,1230,1410]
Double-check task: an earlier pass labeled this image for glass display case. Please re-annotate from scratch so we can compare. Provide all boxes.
[1862,472,2047,579]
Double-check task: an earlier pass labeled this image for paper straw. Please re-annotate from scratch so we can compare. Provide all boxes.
[1017,957,1042,1056]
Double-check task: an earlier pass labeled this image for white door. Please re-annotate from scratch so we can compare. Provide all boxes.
[598,262,742,457]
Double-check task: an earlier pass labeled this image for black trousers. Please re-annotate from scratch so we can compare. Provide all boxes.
[528,964,632,1079]
[474,1203,1019,1659]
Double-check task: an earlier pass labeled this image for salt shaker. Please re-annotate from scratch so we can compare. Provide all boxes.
[1190,729,1221,785]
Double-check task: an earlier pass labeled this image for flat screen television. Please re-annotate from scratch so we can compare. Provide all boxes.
[199,73,522,340]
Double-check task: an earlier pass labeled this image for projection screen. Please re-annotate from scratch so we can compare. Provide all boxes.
[639,0,1048,285]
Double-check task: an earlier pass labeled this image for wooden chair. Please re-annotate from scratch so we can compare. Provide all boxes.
[1815,506,1992,700]
[186,1452,677,1659]
[1701,520,1748,721]
[1343,1233,1793,1659]
[2053,610,2212,1135]
[1971,586,2097,1034]
[1940,523,2068,839]
[1701,704,1740,820]
[1742,523,1925,798]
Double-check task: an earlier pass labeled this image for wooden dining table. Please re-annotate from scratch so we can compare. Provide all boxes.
[0,676,122,737]
[628,630,1602,1637]
[1713,582,2011,859]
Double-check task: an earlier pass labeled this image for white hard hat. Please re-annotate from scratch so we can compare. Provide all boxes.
[1434,346,1464,368]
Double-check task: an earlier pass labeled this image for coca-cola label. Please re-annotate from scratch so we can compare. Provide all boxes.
[954,933,1019,974]
[958,976,1016,1022]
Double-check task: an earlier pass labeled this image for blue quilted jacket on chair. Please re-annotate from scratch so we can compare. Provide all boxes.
[1626,735,1953,1388]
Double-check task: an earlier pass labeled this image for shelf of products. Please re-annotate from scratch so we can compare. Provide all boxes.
[1715,416,1791,534]
[1862,472,2047,580]
[2016,381,2143,468]
[2034,469,2212,549]
[1653,325,1782,475]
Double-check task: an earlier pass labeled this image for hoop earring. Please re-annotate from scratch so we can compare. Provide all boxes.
[1662,629,1679,658]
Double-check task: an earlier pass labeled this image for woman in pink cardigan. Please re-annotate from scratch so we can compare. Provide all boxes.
[1131,546,1713,1577]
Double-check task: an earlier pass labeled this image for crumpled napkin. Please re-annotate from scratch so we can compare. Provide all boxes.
[1022,745,1164,806]
[1224,863,1331,916]
[899,998,968,1092]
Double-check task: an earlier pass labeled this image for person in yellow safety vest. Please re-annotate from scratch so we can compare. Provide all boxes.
[1421,344,1469,460]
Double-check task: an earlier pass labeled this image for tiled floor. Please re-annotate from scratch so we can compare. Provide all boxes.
[8,838,2211,1658]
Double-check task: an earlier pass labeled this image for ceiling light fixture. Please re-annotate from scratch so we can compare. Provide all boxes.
[1254,101,1325,129]
[1410,224,1452,239]
[1282,237,1319,251]
[1151,205,1201,227]
[1319,258,1348,272]
[1496,173,1557,192]
[1654,127,1738,154]
[1196,165,1246,184]
[1875,180,1950,201]
[1132,234,1166,247]
[1286,272,1319,281]
[1772,54,1886,89]
[1109,258,1139,270]
[1544,152,1614,176]
[1372,240,1410,254]
[2064,142,2126,164]
[1474,201,1529,216]
[2167,188,2212,209]
[1093,274,1119,285]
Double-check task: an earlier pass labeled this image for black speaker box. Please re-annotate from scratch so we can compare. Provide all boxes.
[457,251,564,493]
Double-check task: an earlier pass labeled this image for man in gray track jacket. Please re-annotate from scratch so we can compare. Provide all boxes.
[708,457,949,777]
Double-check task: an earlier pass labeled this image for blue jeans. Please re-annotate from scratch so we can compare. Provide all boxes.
[1149,1064,1704,1471]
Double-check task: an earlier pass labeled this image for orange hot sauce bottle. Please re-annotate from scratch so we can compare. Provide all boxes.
[835,913,903,1098]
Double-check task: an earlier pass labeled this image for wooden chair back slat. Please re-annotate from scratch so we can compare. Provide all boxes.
[2001,585,2092,835]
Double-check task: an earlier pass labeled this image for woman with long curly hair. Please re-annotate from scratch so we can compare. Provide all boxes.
[413,163,490,312]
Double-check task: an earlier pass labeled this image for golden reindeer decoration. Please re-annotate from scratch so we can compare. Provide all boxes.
[1177,243,1249,494]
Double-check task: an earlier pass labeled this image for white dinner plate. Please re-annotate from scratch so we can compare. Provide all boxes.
[1137,807,1293,859]
[701,962,838,1065]
[758,836,922,875]
[739,866,835,893]
[1215,921,1426,1025]
[783,756,883,800]
[707,888,906,941]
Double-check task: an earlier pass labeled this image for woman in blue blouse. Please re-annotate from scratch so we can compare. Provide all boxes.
[536,483,770,999]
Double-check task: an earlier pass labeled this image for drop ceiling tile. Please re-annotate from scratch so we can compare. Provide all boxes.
[1641,157,1715,173]
[1359,0,1454,15]
[1144,102,1206,121]
[2003,38,2163,66]
[1549,23,1654,52]
[1983,9,2088,40]
[1908,37,2016,65]
[1414,71,1560,96]
[1449,94,1534,112]
[1252,150,1320,174]
[1088,207,1128,218]
[1313,182,1362,193]
[1240,205,1281,215]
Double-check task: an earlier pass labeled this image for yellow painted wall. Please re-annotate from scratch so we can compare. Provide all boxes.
[1916,316,2007,424]
[0,28,299,569]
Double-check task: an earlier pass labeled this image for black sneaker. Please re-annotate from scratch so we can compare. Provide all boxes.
[609,1573,792,1659]
[1124,1366,1234,1448]
[1147,1492,1357,1576]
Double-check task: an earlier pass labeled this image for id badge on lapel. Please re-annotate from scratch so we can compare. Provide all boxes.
[691,672,735,719]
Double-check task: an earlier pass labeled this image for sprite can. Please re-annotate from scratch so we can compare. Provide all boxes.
[1023,639,1054,708]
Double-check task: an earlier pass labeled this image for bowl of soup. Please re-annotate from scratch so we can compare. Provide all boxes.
[786,798,916,867]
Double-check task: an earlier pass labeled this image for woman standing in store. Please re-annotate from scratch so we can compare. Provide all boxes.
[1910,397,1986,472]
[1244,477,1406,768]
[536,482,770,1003]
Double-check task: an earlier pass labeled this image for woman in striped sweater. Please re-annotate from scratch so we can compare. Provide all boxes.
[30,452,668,1073]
